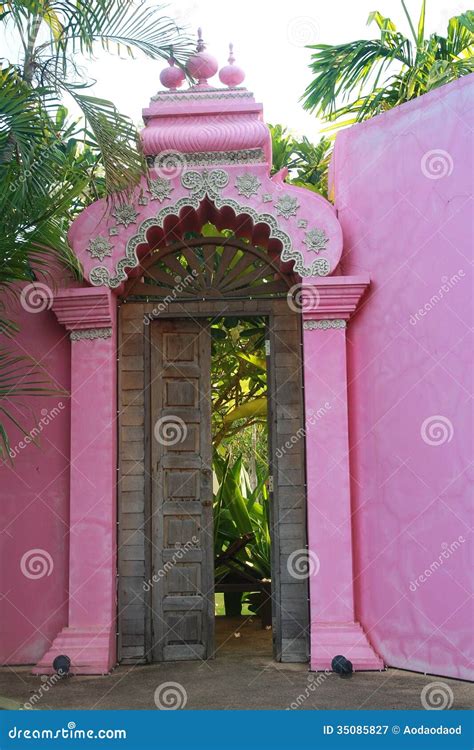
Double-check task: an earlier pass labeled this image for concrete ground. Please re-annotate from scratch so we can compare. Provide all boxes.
[1,618,472,711]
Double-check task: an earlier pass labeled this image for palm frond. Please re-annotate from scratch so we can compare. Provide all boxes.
[302,4,474,125]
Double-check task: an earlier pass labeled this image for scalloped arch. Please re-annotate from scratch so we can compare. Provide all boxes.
[89,196,330,288]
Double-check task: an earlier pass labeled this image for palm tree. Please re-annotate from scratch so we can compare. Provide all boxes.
[302,2,474,125]
[0,1,192,458]
[269,124,332,198]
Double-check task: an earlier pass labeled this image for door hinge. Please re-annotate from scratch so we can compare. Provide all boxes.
[265,339,271,356]
[268,475,274,492]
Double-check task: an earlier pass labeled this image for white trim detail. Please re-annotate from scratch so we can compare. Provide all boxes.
[303,319,347,330]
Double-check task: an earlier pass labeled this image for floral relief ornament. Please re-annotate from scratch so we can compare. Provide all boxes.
[235,174,261,199]
[181,169,229,199]
[147,177,174,202]
[112,203,138,227]
[303,228,329,254]
[275,194,299,219]
[87,236,113,262]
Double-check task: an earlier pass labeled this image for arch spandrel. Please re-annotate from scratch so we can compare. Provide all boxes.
[68,165,343,290]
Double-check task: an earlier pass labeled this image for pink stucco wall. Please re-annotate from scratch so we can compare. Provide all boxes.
[1,74,471,679]
[333,75,473,680]
[0,294,70,664]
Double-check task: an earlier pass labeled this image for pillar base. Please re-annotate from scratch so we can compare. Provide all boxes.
[311,622,384,672]
[32,626,116,675]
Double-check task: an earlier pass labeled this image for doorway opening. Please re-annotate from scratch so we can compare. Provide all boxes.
[211,316,272,659]
[117,221,310,665]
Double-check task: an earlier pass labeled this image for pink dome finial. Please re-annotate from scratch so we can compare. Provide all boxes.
[159,50,185,91]
[219,42,245,87]
[186,27,218,86]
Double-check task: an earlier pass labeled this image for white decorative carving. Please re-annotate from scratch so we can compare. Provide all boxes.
[112,204,138,227]
[303,228,329,254]
[181,169,229,199]
[235,174,261,198]
[151,89,252,102]
[147,177,174,202]
[87,236,113,262]
[275,194,299,219]
[303,319,346,330]
[70,327,113,341]
[146,149,265,168]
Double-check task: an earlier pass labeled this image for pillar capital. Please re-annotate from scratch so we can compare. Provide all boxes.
[52,287,115,339]
[301,275,370,322]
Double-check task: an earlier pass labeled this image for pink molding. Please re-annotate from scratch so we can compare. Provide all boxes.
[301,275,370,320]
[302,277,383,671]
[52,287,115,331]
[33,287,118,675]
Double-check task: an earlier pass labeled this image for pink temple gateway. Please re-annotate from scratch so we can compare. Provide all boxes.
[1,31,472,681]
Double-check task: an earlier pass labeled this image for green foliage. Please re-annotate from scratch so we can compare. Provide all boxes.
[210,299,268,454]
[302,2,474,126]
[269,124,331,198]
[211,316,271,589]
[0,1,191,458]
[213,454,271,583]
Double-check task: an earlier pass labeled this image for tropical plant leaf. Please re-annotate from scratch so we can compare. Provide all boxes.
[302,4,474,125]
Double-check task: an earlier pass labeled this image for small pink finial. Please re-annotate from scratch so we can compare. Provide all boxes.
[159,52,185,91]
[219,42,245,87]
[186,27,218,85]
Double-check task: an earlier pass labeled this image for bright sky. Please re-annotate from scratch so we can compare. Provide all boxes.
[2,0,465,139]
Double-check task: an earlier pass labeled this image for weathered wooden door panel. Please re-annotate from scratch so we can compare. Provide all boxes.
[150,319,213,661]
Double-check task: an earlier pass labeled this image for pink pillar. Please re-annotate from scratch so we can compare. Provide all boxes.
[302,277,383,671]
[33,288,117,674]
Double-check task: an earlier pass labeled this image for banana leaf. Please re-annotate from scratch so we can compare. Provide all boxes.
[213,454,271,582]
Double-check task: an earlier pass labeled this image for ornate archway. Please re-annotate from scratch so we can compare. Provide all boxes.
[33,31,383,674]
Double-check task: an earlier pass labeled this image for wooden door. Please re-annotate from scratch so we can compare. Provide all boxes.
[150,318,213,661]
